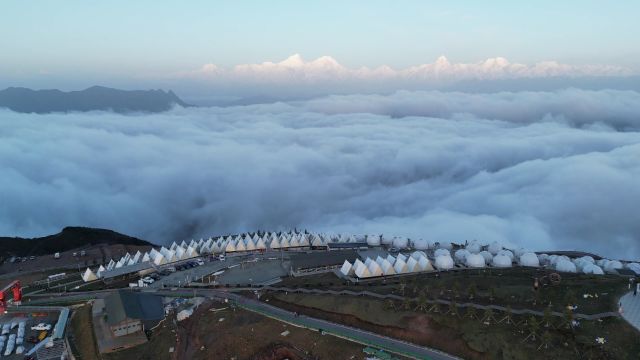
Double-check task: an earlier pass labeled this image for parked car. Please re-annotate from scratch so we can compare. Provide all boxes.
[218,255,226,261]
[196,259,205,266]
[141,277,155,284]
[30,323,51,331]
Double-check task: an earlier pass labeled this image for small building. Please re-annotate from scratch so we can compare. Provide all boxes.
[104,290,164,337]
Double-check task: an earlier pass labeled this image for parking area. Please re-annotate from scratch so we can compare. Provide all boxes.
[0,310,59,358]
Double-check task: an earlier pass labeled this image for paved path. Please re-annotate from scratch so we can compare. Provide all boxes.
[620,291,640,332]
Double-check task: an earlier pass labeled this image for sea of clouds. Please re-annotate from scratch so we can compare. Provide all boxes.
[1,89,639,259]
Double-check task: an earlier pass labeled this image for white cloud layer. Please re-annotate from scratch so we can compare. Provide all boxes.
[1,89,640,259]
[181,54,631,83]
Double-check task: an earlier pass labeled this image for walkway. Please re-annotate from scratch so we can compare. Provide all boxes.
[620,291,640,332]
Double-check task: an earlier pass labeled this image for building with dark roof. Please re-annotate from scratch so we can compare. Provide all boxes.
[104,290,164,337]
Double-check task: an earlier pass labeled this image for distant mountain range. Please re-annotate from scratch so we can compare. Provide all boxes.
[0,86,190,114]
[0,226,154,257]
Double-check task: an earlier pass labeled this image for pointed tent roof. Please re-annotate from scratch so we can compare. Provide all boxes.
[280,237,290,248]
[393,258,409,273]
[289,235,300,247]
[311,235,324,247]
[225,240,237,252]
[180,240,188,249]
[82,268,98,282]
[169,242,177,251]
[270,237,281,249]
[107,259,116,271]
[375,256,385,267]
[340,260,354,276]
[406,257,419,272]
[186,246,199,258]
[396,253,407,263]
[96,265,106,278]
[235,240,247,252]
[255,238,267,250]
[141,252,151,263]
[175,246,186,260]
[354,261,371,278]
[386,254,396,264]
[381,259,396,275]
[153,253,167,266]
[164,249,177,263]
[368,260,383,277]
[417,256,433,271]
[245,239,256,251]
[364,257,373,267]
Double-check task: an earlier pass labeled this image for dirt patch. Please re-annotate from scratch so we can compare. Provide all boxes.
[173,300,368,360]
[266,294,486,360]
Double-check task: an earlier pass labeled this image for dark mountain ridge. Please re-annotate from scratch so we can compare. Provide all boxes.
[0,226,155,257]
[0,85,190,114]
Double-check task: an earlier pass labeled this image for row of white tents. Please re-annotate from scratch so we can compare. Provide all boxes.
[341,251,438,278]
[82,232,640,282]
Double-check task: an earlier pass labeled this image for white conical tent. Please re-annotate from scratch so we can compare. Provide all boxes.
[255,237,267,250]
[153,253,167,265]
[340,260,355,276]
[299,235,310,247]
[280,236,290,248]
[96,265,106,278]
[225,240,237,252]
[270,237,281,249]
[107,259,115,271]
[410,251,427,260]
[368,260,383,277]
[175,246,186,260]
[115,259,124,269]
[141,252,150,263]
[186,246,199,258]
[245,239,256,251]
[311,235,324,247]
[396,253,407,263]
[364,257,373,268]
[406,257,419,272]
[386,254,396,264]
[381,259,396,275]
[180,240,188,249]
[393,258,409,273]
[82,268,98,282]
[289,235,300,247]
[235,240,247,252]
[435,255,454,270]
[354,262,371,278]
[159,247,171,259]
[170,242,177,251]
[375,256,385,267]
[149,248,160,260]
[165,250,178,263]
[417,256,433,271]
[132,251,141,264]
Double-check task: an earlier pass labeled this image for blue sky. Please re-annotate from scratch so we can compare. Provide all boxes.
[2,0,639,81]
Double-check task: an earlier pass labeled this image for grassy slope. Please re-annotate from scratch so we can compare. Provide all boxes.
[0,226,154,257]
